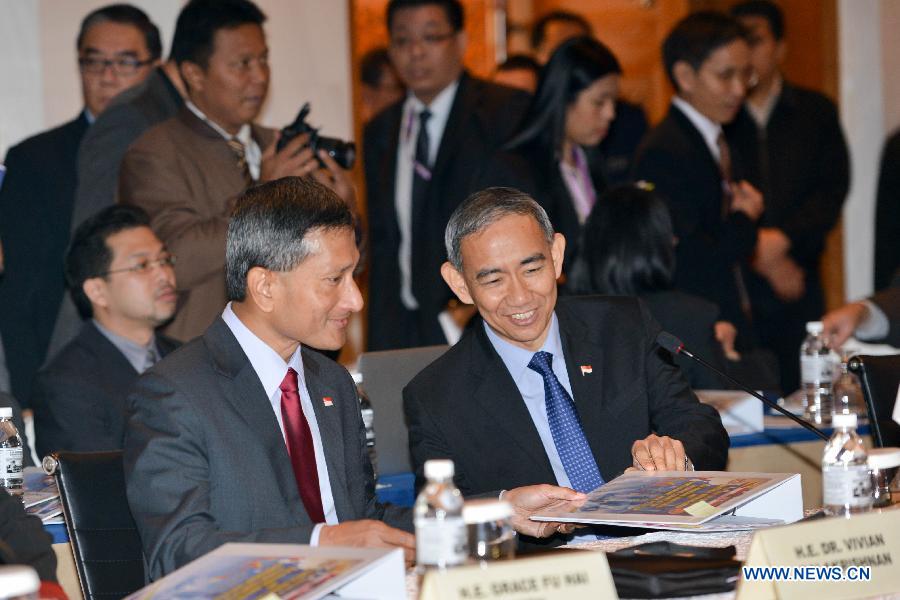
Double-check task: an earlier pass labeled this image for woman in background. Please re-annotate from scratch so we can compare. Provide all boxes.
[502,36,622,273]
[570,184,738,390]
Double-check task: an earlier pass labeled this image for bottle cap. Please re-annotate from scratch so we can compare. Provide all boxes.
[0,407,12,418]
[868,447,900,469]
[0,565,40,596]
[424,459,454,479]
[806,321,824,334]
[831,412,857,428]
[463,499,512,524]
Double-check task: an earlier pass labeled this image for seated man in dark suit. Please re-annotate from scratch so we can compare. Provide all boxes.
[0,4,161,405]
[31,206,179,458]
[124,177,583,579]
[404,188,729,504]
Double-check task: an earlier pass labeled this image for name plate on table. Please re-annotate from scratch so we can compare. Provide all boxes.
[737,509,900,600]
[420,552,617,600]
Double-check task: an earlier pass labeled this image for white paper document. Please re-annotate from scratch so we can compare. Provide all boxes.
[532,471,802,530]
[125,543,405,600]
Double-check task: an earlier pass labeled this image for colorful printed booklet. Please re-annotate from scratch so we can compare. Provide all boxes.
[125,543,405,600]
[532,471,802,531]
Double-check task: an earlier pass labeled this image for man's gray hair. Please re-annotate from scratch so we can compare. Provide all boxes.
[225,177,354,301]
[444,187,555,270]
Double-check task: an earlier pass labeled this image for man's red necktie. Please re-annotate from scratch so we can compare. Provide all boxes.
[279,367,325,523]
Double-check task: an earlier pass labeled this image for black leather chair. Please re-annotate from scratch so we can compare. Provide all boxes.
[848,354,900,448]
[49,451,145,599]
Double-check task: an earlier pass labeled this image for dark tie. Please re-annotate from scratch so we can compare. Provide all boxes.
[280,367,325,523]
[717,132,753,320]
[227,136,254,188]
[716,132,733,219]
[410,108,432,300]
[527,351,604,493]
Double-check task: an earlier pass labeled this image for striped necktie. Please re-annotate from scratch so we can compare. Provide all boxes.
[227,136,253,188]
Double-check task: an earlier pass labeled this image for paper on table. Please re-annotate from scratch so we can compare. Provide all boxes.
[531,471,799,526]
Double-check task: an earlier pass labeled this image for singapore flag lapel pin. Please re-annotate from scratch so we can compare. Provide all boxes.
[580,365,593,376]
[323,396,334,407]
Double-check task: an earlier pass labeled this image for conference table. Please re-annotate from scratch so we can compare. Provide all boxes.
[39,416,878,599]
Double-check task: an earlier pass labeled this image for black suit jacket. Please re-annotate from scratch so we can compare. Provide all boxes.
[871,272,900,347]
[725,83,849,314]
[0,113,90,404]
[403,296,728,498]
[30,321,178,458]
[632,104,758,334]
[364,74,530,350]
[124,318,411,580]
[874,129,900,291]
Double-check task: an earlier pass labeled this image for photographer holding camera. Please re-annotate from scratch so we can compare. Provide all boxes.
[119,0,355,343]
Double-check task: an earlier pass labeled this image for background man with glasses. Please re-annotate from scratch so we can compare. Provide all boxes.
[364,0,531,351]
[0,4,160,406]
[31,205,179,459]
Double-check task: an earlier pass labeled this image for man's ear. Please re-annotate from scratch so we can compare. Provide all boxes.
[82,278,107,310]
[775,40,787,65]
[245,266,276,313]
[440,262,473,305]
[179,61,205,94]
[551,233,566,280]
[454,30,468,59]
[672,60,696,96]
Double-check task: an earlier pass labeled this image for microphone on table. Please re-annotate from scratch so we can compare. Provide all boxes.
[655,331,829,441]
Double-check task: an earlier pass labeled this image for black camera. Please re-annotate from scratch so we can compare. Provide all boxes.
[277,103,356,170]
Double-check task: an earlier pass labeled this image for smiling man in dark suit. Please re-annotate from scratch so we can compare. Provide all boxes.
[364,0,531,351]
[31,205,179,458]
[632,12,763,347]
[404,188,728,504]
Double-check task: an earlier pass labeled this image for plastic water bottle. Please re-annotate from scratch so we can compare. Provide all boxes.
[822,413,872,516]
[831,353,864,417]
[0,407,24,501]
[800,321,836,425]
[414,459,467,574]
[352,373,377,477]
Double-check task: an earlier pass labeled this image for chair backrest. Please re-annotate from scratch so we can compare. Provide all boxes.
[848,354,900,448]
[52,451,145,599]
[358,345,449,475]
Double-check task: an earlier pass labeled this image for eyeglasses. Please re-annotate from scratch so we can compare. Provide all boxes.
[390,31,456,51]
[79,56,154,76]
[102,254,177,277]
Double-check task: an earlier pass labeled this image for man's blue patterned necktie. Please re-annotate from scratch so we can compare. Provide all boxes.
[528,350,605,493]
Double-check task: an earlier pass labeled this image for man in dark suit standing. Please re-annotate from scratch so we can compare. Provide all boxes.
[364,0,531,351]
[50,16,193,362]
[404,188,728,504]
[0,4,160,405]
[632,12,763,346]
[726,1,850,393]
[124,178,583,578]
[31,206,179,458]
[119,0,355,343]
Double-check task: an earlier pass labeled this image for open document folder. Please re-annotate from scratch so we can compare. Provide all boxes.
[532,471,802,532]
[125,543,405,600]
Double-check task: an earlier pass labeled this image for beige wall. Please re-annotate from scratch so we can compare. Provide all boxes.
[0,0,353,155]
[838,0,900,300]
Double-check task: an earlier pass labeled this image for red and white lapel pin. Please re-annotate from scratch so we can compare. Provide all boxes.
[322,396,334,407]
[580,365,593,376]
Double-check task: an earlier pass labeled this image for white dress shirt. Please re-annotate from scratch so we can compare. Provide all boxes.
[186,101,262,180]
[394,80,460,310]
[221,303,337,543]
[672,96,725,164]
